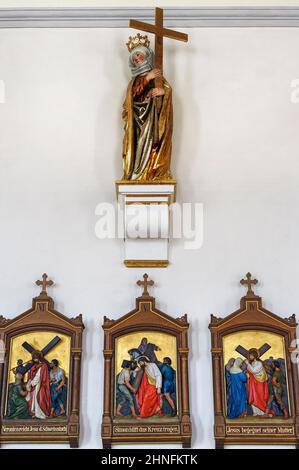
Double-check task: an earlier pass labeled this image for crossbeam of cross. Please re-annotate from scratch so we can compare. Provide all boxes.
[129,8,188,88]
[235,343,271,359]
[22,335,61,358]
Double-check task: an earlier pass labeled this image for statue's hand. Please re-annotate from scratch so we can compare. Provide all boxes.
[146,69,162,81]
[151,87,165,97]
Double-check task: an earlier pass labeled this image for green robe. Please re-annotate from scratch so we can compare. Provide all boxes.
[7,383,30,419]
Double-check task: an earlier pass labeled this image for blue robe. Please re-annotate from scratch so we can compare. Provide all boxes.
[227,371,248,419]
[160,364,175,394]
[50,368,67,415]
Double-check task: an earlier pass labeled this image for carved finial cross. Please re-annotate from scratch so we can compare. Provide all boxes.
[240,272,258,296]
[137,273,154,297]
[35,273,54,295]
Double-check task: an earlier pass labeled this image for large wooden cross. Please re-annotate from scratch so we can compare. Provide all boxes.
[11,336,61,371]
[22,336,61,358]
[129,7,188,88]
[12,335,62,370]
[235,343,272,359]
[22,336,61,356]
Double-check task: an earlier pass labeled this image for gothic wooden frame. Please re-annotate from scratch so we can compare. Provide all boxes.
[209,273,299,449]
[0,275,84,448]
[101,274,192,448]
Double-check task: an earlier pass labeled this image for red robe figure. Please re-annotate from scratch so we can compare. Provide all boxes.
[245,349,268,415]
[26,350,51,419]
[136,357,163,418]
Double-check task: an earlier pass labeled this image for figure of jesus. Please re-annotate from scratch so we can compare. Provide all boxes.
[122,35,173,181]
[244,348,269,416]
[135,356,163,418]
[25,350,51,419]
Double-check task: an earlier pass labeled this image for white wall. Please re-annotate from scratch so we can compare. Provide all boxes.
[0,25,299,449]
[2,1,299,7]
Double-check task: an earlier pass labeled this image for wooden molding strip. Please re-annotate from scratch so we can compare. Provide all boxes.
[0,7,299,29]
[124,259,169,268]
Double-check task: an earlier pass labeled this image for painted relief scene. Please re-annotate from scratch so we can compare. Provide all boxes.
[115,331,177,420]
[5,331,70,420]
[223,331,290,420]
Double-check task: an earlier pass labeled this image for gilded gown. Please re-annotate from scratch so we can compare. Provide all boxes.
[122,75,173,181]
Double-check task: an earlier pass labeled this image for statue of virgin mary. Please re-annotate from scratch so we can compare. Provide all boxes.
[122,35,173,181]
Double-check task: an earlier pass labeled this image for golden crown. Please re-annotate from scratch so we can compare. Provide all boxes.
[126,33,150,53]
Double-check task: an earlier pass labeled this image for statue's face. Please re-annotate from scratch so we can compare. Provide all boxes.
[133,51,145,66]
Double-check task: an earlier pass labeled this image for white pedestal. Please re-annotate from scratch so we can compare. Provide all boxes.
[116,180,176,268]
